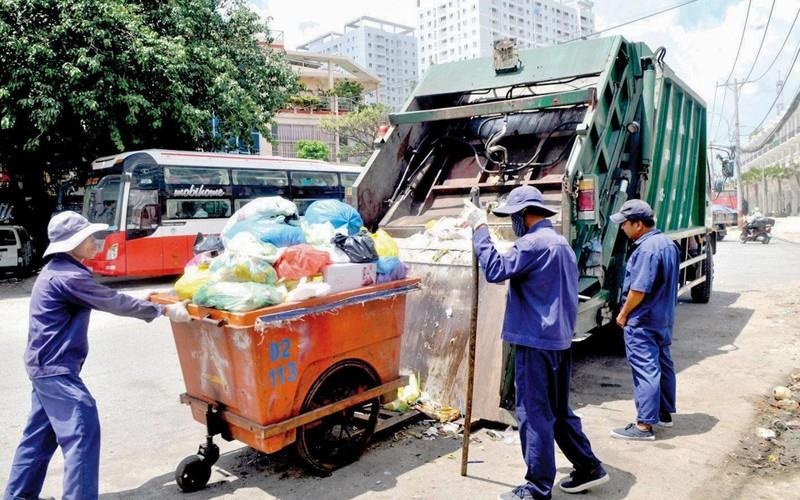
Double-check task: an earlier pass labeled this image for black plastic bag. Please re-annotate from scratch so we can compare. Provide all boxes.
[332,231,379,263]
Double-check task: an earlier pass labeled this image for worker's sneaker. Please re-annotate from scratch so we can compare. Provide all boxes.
[610,423,655,441]
[559,465,610,494]
[497,485,536,500]
[656,412,673,428]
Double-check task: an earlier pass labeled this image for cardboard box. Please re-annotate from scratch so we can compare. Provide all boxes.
[323,262,378,293]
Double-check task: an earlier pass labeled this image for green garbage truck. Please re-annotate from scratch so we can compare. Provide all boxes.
[355,36,713,422]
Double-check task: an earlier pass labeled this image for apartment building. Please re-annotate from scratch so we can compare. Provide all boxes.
[299,17,418,110]
[416,0,595,78]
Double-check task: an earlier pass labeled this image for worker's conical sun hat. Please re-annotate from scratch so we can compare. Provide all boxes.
[42,211,108,258]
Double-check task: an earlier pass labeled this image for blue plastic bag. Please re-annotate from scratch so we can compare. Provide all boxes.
[259,223,306,247]
[376,257,409,283]
[304,200,363,236]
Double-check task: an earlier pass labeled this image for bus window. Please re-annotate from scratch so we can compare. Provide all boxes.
[290,171,339,188]
[232,169,288,187]
[164,167,230,185]
[127,190,160,231]
[165,199,231,219]
[232,169,289,206]
[83,175,122,229]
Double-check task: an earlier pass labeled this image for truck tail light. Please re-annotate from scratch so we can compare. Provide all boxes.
[577,178,596,221]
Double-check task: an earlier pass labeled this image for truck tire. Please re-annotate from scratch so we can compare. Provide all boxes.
[691,245,713,303]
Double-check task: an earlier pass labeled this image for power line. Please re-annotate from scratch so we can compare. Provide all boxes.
[742,0,776,83]
[559,0,702,44]
[712,0,753,142]
[748,7,800,84]
[746,40,800,144]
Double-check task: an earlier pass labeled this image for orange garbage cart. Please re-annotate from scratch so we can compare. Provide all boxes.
[152,278,420,491]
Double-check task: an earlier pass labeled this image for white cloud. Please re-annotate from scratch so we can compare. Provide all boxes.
[594,0,799,146]
[250,0,417,48]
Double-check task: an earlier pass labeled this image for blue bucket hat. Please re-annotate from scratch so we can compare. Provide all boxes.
[43,211,108,258]
[492,186,557,217]
[610,199,654,224]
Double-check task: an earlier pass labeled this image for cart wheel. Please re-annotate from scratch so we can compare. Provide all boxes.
[175,454,211,492]
[295,360,381,476]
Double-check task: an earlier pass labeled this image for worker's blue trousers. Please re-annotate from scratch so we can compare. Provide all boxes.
[4,374,101,500]
[623,325,677,425]
[515,345,602,499]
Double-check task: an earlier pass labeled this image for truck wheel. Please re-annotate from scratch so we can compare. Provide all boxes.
[295,361,381,476]
[691,245,713,304]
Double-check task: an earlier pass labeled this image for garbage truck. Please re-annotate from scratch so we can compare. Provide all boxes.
[355,36,714,423]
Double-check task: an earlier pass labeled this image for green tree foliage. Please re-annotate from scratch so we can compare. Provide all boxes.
[740,168,761,184]
[319,104,388,164]
[333,79,364,107]
[295,140,330,160]
[0,0,300,177]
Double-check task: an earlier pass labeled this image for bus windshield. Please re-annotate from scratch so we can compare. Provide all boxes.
[83,174,123,229]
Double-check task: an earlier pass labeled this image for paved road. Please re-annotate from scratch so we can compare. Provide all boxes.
[0,238,798,499]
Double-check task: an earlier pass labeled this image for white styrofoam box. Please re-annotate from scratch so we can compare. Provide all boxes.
[322,262,378,293]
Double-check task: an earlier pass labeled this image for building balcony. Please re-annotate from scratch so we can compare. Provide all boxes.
[281,95,361,115]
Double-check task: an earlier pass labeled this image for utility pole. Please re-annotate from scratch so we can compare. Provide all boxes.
[731,79,745,226]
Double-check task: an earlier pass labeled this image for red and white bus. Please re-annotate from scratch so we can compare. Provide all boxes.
[81,150,362,277]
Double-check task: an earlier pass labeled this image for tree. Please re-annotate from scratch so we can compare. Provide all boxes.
[333,79,365,109]
[320,104,388,164]
[295,140,330,160]
[0,0,300,182]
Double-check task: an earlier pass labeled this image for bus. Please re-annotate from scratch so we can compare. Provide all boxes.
[81,150,362,277]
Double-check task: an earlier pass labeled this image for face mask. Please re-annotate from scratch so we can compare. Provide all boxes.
[511,212,527,237]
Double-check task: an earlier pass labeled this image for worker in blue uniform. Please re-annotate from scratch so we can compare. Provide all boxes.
[463,186,609,500]
[4,211,191,500]
[609,199,679,441]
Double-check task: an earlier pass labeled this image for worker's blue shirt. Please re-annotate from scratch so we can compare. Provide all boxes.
[25,254,164,379]
[622,229,680,328]
[473,220,578,351]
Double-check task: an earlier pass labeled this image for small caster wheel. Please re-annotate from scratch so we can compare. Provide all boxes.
[175,454,211,492]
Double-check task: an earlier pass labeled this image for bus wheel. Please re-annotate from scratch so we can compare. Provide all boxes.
[691,244,713,304]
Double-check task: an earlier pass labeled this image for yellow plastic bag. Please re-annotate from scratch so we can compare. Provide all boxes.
[174,266,213,300]
[370,229,399,257]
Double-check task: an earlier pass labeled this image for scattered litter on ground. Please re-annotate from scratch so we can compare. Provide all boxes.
[773,386,793,400]
[756,427,777,439]
[727,372,800,476]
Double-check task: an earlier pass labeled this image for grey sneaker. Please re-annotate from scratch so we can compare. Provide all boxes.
[497,485,535,500]
[656,412,673,428]
[559,465,610,494]
[610,423,655,441]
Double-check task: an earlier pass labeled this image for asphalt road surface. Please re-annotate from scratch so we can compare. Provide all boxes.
[0,236,798,499]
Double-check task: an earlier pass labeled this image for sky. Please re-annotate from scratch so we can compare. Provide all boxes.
[250,0,800,151]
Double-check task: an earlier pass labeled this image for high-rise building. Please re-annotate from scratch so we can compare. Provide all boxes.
[416,0,595,78]
[299,17,418,110]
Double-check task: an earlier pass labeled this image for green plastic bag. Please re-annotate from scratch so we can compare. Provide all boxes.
[192,281,287,312]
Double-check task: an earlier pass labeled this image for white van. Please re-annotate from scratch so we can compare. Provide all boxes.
[0,225,34,276]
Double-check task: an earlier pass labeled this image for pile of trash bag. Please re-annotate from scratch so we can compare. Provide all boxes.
[172,197,409,312]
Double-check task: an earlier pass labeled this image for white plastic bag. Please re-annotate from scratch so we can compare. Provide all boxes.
[222,197,298,241]
[286,278,332,302]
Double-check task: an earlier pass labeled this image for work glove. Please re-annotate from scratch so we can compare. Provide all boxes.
[461,199,488,230]
[165,300,191,323]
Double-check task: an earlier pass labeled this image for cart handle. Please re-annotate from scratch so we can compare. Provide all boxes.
[194,315,227,328]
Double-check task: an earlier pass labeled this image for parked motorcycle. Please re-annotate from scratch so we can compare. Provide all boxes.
[740,217,775,244]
